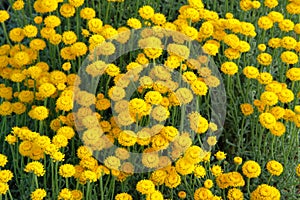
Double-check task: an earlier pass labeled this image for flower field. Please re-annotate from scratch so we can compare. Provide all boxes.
[0,0,300,199]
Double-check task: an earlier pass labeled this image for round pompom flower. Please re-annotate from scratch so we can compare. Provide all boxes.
[266,160,283,176]
[259,113,276,129]
[115,193,133,200]
[0,10,10,23]
[221,62,238,75]
[59,164,76,178]
[250,184,280,200]
[31,188,47,200]
[136,180,155,195]
[242,160,261,178]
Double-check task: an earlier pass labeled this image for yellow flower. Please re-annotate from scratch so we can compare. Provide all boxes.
[151,105,170,122]
[118,130,137,147]
[264,0,278,8]
[60,3,76,18]
[31,188,47,200]
[279,19,294,32]
[258,16,273,30]
[44,15,61,28]
[0,101,13,116]
[280,51,298,64]
[29,106,49,121]
[204,179,214,189]
[240,103,254,116]
[71,190,83,200]
[257,53,272,66]
[267,11,284,23]
[80,7,96,20]
[127,18,142,29]
[175,158,194,175]
[224,34,240,49]
[242,160,261,178]
[240,0,252,11]
[227,172,245,187]
[13,51,30,67]
[178,191,187,199]
[62,31,77,45]
[203,43,219,56]
[194,165,206,178]
[0,10,10,23]
[194,187,213,200]
[146,190,163,200]
[0,170,13,183]
[227,188,243,200]
[138,5,155,20]
[252,1,261,9]
[164,171,181,188]
[115,193,133,200]
[69,0,84,7]
[136,180,155,195]
[260,91,278,106]
[214,151,226,161]
[0,182,9,195]
[221,62,238,75]
[281,36,297,50]
[58,188,72,200]
[23,25,38,38]
[88,18,103,34]
[30,39,46,51]
[250,184,280,200]
[259,113,276,129]
[243,66,259,79]
[191,80,208,95]
[211,165,223,176]
[151,13,166,25]
[266,160,283,176]
[81,170,97,182]
[258,44,266,52]
[257,72,273,85]
[277,89,294,103]
[24,161,45,177]
[286,67,300,81]
[207,136,217,146]
[34,16,43,24]
[234,156,243,165]
[52,135,68,148]
[104,156,121,170]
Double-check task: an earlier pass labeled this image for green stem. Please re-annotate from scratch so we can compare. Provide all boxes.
[105,2,111,24]
[267,175,273,185]
[99,176,104,200]
[1,22,12,46]
[34,175,39,188]
[247,178,251,196]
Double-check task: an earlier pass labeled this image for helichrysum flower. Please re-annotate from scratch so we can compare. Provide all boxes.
[0,10,10,23]
[234,156,243,165]
[136,179,155,195]
[214,151,227,161]
[0,182,9,195]
[24,161,45,176]
[242,160,261,178]
[227,188,244,200]
[211,165,223,176]
[221,62,238,75]
[31,188,47,200]
[59,164,76,178]
[194,187,213,200]
[250,184,280,200]
[115,193,133,200]
[266,160,283,176]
